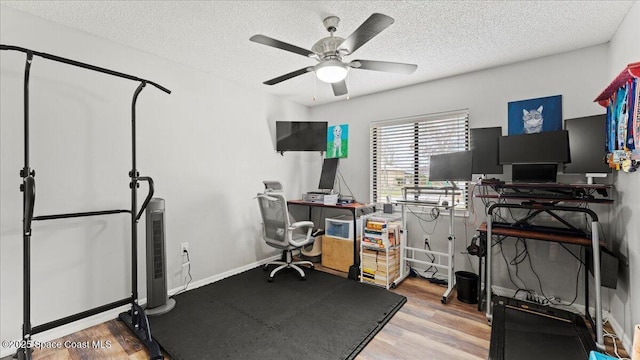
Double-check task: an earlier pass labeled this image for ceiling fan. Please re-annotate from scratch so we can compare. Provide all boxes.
[250,13,418,97]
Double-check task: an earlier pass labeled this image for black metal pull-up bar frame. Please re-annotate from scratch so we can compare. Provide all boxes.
[1,44,170,360]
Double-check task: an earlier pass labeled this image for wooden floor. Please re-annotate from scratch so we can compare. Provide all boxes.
[5,265,629,360]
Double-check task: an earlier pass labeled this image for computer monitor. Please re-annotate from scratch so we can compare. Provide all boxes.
[470,127,504,175]
[563,114,610,183]
[512,163,557,183]
[318,158,339,191]
[428,151,473,181]
[499,130,570,164]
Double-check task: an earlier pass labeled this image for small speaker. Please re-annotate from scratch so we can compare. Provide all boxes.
[383,203,393,214]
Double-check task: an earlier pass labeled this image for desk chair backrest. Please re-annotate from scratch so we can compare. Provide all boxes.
[256,191,291,248]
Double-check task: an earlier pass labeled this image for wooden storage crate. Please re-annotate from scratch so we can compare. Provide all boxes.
[321,235,358,273]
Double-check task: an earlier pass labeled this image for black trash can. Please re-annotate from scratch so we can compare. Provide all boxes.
[455,271,478,304]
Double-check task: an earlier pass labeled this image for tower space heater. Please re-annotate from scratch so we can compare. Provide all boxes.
[145,198,175,315]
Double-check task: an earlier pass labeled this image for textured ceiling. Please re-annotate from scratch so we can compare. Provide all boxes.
[0,1,636,107]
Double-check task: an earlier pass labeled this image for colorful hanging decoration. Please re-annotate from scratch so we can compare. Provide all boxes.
[594,62,640,173]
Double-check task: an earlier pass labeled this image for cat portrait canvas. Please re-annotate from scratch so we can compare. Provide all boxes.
[508,95,562,135]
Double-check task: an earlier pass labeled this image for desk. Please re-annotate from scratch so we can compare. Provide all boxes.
[287,200,376,280]
[475,181,613,350]
[393,185,462,303]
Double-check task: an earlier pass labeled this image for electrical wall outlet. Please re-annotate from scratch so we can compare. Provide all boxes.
[180,242,190,254]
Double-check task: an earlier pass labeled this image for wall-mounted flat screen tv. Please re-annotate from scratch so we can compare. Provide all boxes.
[276,121,328,152]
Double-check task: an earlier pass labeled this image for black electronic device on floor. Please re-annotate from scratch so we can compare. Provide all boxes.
[489,296,596,360]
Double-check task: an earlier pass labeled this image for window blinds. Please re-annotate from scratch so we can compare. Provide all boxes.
[370,111,469,205]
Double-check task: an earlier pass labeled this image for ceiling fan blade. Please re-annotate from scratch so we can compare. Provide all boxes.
[263,67,312,85]
[338,13,394,55]
[350,60,417,74]
[250,35,315,58]
[331,80,348,96]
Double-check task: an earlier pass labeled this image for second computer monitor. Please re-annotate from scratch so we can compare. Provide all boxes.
[318,158,339,191]
[470,127,503,175]
[429,151,473,182]
[498,130,570,164]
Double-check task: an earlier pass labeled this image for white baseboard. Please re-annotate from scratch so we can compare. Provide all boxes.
[0,256,280,358]
[167,255,280,295]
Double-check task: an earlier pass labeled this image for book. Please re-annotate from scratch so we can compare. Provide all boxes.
[365,220,386,231]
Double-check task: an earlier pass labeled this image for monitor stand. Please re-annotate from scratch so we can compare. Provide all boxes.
[585,173,607,184]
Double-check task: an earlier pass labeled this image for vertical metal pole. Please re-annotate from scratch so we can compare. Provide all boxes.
[441,190,456,303]
[130,82,146,304]
[23,54,32,171]
[400,204,406,281]
[352,208,358,265]
[448,191,455,290]
[486,213,493,323]
[21,51,34,360]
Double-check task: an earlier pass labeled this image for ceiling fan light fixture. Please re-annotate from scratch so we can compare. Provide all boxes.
[315,60,348,83]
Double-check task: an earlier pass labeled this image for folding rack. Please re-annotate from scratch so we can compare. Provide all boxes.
[0,45,171,360]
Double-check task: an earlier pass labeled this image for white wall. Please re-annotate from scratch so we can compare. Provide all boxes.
[0,6,316,352]
[310,45,613,307]
[607,0,640,349]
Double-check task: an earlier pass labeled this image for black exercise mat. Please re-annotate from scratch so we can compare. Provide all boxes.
[148,266,406,360]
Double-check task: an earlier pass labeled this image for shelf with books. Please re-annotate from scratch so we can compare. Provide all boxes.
[360,247,400,289]
[360,213,403,289]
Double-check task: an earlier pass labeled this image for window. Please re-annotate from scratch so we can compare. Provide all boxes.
[370,110,469,207]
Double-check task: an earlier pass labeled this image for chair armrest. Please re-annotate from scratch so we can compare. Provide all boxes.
[290,221,314,229]
[254,194,278,201]
[288,221,315,247]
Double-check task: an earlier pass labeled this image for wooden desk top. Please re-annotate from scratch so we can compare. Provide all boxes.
[477,222,604,247]
[287,200,373,210]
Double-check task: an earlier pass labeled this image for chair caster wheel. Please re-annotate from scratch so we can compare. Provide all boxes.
[300,276,306,281]
[268,277,274,282]
[263,264,269,271]
[310,264,315,270]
